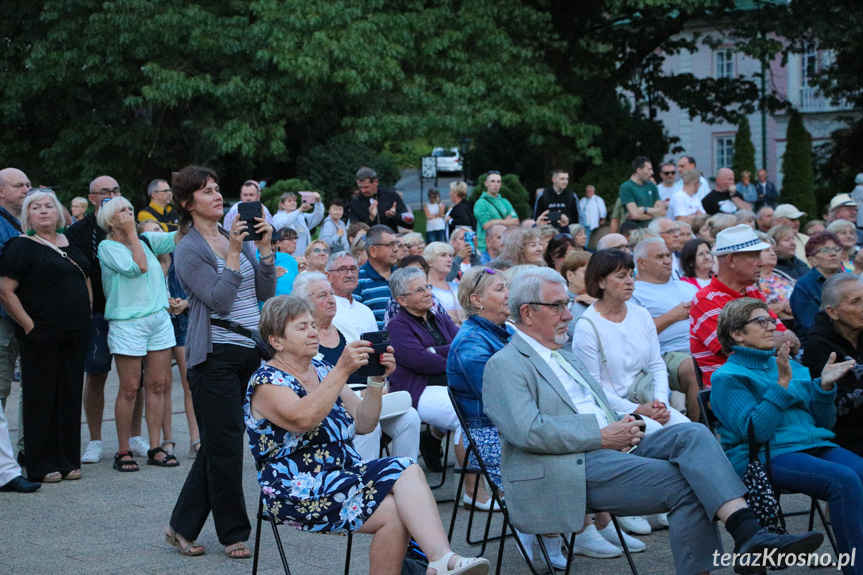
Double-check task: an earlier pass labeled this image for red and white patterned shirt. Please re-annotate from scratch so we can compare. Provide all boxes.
[689,276,785,388]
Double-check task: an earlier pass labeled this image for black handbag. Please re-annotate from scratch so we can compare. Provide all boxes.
[209,318,271,360]
[742,421,786,534]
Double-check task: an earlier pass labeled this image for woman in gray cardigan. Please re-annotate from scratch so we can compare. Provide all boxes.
[165,166,275,559]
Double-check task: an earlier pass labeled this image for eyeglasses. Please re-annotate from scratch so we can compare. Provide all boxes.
[472,267,497,291]
[372,241,398,249]
[528,298,574,315]
[744,316,778,329]
[816,246,842,255]
[312,248,330,254]
[401,284,433,297]
[155,188,172,194]
[328,265,359,275]
[661,171,676,176]
[659,228,681,235]
[93,187,121,198]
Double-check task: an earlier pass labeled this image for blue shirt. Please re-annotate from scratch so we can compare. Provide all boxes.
[353,262,395,329]
[447,315,513,427]
[0,206,22,252]
[789,268,826,348]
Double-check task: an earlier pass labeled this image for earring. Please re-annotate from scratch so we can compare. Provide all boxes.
[479,305,484,311]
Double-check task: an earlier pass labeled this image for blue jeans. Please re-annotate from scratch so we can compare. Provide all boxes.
[426,229,446,243]
[770,446,863,574]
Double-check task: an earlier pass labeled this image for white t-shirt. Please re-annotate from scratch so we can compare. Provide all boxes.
[572,301,670,413]
[668,190,705,221]
[631,279,698,354]
[431,282,460,312]
[657,183,676,202]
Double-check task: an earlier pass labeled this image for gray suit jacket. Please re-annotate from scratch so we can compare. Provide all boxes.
[482,333,620,534]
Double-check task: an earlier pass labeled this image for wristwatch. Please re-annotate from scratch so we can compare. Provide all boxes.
[642,207,648,215]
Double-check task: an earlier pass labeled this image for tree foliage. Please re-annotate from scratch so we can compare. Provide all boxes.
[732,116,757,179]
[781,111,816,217]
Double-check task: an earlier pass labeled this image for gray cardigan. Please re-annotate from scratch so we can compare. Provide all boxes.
[174,225,276,368]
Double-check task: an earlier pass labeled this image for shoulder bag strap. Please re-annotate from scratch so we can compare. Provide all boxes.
[480,196,506,220]
[0,209,22,233]
[29,235,87,280]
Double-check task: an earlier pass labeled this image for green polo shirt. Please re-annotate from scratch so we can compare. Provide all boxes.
[473,192,517,251]
[619,179,661,228]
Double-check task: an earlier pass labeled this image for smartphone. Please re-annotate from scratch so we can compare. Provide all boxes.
[237,201,263,241]
[548,210,562,224]
[356,330,389,378]
[299,191,315,205]
[463,230,476,246]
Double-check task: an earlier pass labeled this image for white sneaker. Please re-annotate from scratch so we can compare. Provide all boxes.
[571,525,622,558]
[617,515,651,535]
[81,440,103,464]
[462,492,501,512]
[516,530,536,562]
[129,436,150,458]
[597,524,647,553]
[540,535,569,570]
[656,512,669,528]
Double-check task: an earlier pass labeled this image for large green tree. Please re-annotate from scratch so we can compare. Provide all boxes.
[781,111,816,217]
[732,116,757,179]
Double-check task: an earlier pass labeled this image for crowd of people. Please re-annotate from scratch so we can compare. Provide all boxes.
[1,158,863,575]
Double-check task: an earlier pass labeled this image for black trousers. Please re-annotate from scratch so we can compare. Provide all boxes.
[170,344,260,545]
[18,328,88,480]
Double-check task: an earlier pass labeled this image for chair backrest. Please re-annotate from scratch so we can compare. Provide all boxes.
[447,387,495,481]
[692,355,705,390]
[697,389,717,433]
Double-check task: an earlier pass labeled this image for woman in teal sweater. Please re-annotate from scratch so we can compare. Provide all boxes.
[712,298,863,573]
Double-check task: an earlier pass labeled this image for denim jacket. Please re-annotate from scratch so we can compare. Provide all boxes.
[447,315,513,427]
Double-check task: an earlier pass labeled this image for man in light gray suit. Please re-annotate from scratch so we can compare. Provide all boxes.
[482,267,823,574]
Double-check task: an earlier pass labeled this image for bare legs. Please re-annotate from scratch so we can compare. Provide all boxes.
[115,349,173,462]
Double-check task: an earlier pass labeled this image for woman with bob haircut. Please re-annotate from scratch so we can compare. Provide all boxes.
[246,295,490,575]
[424,241,464,326]
[0,190,92,483]
[165,165,275,560]
[98,196,181,472]
[711,297,863,573]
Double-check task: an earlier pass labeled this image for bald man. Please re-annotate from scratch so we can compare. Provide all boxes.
[701,168,752,216]
[596,233,631,253]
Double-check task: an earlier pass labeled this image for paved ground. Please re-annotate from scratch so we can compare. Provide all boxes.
[0,365,842,575]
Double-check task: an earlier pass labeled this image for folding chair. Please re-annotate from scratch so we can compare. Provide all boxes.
[696,389,839,555]
[251,461,354,575]
[534,516,639,575]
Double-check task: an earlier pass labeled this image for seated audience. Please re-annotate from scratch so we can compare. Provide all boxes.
[569,224,589,252]
[293,272,420,464]
[804,219,826,236]
[827,219,857,272]
[769,224,810,279]
[386,267,463,474]
[0,190,91,484]
[735,209,756,229]
[318,198,350,253]
[246,296,489,575]
[679,238,714,289]
[773,204,810,263]
[448,266,641,562]
[790,231,843,348]
[482,267,822,575]
[561,251,595,337]
[596,233,630,253]
[711,298,862,572]
[354,225,398,329]
[401,232,426,256]
[574,249,690,429]
[756,233,794,325]
[304,239,330,273]
[706,213,738,240]
[690,225,799,388]
[631,238,701,420]
[447,226,481,281]
[98,197,179,471]
[383,256,447,327]
[537,224,557,253]
[544,232,576,272]
[647,218,684,278]
[424,242,464,326]
[347,222,369,248]
[480,223,506,264]
[500,227,545,267]
[802,274,863,457]
[755,206,773,232]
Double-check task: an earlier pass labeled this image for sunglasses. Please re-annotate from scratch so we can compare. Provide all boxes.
[661,171,676,176]
[487,170,501,176]
[472,267,497,291]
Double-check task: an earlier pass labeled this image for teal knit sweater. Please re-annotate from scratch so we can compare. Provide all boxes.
[711,346,837,476]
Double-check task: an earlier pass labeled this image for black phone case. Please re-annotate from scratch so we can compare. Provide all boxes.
[356,331,388,378]
[237,201,263,241]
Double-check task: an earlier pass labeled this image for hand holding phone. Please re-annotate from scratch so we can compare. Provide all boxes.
[237,201,264,241]
[356,331,390,378]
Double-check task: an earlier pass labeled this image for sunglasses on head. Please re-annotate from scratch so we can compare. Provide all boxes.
[487,170,501,176]
[472,267,497,291]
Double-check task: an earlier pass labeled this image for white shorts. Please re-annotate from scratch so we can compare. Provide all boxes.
[107,309,176,357]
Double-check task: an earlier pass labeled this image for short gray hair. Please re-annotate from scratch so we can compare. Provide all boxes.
[716,297,769,355]
[389,266,426,298]
[682,169,702,185]
[821,273,861,312]
[147,179,168,198]
[291,271,329,298]
[259,296,315,357]
[827,219,855,234]
[633,237,667,263]
[96,196,134,234]
[423,241,453,261]
[627,227,658,247]
[326,251,355,271]
[508,267,567,325]
[356,166,377,181]
[736,210,756,225]
[647,218,673,235]
[21,191,65,233]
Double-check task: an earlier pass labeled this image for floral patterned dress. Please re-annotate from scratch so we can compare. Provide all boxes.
[245,362,413,533]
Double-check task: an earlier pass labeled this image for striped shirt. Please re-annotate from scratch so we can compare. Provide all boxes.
[353,262,394,330]
[211,253,259,348]
[689,276,785,388]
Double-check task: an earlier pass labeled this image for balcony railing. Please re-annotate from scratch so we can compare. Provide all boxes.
[800,86,852,113]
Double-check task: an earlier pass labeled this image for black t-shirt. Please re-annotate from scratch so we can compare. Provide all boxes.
[318,330,366,385]
[0,236,91,331]
[65,212,107,314]
[701,190,737,216]
[534,187,579,230]
[447,201,476,235]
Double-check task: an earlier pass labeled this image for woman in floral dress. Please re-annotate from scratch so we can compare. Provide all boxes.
[245,295,490,575]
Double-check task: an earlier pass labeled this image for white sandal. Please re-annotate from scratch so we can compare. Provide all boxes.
[427,551,490,575]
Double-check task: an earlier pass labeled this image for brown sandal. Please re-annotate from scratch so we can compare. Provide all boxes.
[224,542,251,559]
[165,527,204,556]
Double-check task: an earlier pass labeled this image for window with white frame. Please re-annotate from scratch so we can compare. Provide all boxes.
[801,48,819,87]
[715,136,735,171]
[716,49,735,79]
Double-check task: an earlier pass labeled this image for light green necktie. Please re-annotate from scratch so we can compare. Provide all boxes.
[549,350,618,425]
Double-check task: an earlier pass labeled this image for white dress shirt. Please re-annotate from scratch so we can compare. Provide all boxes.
[333,295,378,343]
